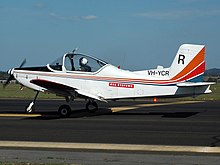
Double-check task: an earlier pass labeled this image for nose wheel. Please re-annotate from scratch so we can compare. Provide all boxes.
[26,102,35,113]
[86,100,98,113]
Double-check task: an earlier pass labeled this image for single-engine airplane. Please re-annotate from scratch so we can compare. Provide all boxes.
[4,44,214,117]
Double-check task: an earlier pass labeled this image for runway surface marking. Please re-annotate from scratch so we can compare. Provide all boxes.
[111,101,203,112]
[0,141,219,154]
[0,114,42,117]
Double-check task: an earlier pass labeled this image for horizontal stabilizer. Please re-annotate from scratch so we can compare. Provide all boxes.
[177,82,215,87]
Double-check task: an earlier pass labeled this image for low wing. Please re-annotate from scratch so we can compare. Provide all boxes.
[176,82,215,87]
[30,79,107,102]
[31,79,74,91]
[76,89,107,102]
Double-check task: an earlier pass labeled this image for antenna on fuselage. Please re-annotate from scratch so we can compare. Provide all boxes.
[72,48,78,53]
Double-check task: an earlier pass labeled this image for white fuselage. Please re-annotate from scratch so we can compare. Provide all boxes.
[12,64,211,100]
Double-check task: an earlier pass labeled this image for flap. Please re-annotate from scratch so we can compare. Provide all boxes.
[177,82,215,87]
[76,89,107,103]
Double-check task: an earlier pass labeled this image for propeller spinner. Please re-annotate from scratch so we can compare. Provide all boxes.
[3,59,26,88]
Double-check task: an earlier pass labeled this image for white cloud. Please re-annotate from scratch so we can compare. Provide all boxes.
[49,12,79,21]
[35,3,46,9]
[49,12,56,17]
[49,12,97,21]
[135,9,220,20]
[82,15,97,20]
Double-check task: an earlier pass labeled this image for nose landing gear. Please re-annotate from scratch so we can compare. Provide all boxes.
[25,91,39,114]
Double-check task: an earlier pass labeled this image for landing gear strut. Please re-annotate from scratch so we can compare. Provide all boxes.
[86,100,98,113]
[25,91,39,113]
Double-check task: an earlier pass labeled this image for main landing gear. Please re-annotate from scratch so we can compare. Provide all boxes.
[58,104,72,118]
[86,100,98,113]
[58,100,98,118]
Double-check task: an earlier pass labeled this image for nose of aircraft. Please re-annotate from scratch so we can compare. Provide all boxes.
[7,68,14,75]
[3,68,15,88]
[3,59,26,88]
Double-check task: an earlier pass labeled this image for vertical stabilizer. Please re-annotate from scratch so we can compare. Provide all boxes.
[169,44,205,82]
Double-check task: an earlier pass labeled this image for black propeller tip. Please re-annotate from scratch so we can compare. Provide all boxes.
[19,59,26,68]
[3,75,15,88]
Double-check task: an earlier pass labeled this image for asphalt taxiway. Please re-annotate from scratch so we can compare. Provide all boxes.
[0,99,220,164]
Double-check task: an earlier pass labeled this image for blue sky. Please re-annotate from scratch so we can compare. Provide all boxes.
[1,0,220,71]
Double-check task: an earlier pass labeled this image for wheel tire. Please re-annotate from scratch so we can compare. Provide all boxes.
[58,105,71,118]
[25,105,35,114]
[86,101,98,113]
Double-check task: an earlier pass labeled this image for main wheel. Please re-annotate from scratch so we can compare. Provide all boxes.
[58,105,71,118]
[86,101,98,113]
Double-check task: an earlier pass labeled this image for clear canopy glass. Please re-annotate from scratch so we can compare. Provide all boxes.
[50,53,108,72]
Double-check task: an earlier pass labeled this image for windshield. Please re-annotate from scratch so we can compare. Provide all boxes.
[49,56,63,71]
[49,53,108,72]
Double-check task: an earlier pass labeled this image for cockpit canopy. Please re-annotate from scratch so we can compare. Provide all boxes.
[49,53,108,73]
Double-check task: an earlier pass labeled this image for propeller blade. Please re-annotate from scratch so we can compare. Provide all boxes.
[3,75,15,88]
[19,59,26,68]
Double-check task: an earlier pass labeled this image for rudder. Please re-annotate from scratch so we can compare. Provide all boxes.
[169,44,205,82]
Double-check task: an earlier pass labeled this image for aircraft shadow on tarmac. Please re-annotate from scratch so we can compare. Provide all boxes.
[21,108,113,120]
[112,112,200,118]
[21,108,200,120]
[210,135,220,147]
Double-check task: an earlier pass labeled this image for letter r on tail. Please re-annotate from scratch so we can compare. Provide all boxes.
[178,54,185,65]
